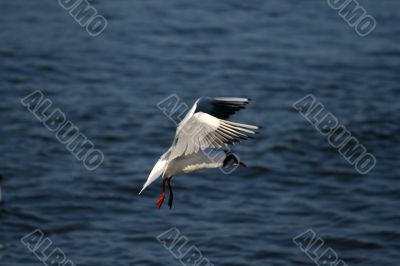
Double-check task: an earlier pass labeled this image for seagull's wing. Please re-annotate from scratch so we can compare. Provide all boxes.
[195,97,250,119]
[167,111,259,161]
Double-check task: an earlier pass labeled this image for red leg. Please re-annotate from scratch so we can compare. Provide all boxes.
[167,177,174,209]
[156,179,166,209]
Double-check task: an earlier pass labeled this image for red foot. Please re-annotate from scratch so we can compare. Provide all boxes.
[156,192,166,209]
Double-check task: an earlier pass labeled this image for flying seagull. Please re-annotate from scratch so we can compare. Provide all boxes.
[139,97,260,209]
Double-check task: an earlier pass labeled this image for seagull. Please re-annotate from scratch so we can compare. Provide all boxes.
[139,97,260,209]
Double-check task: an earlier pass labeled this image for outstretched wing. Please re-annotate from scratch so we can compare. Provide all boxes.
[167,112,259,161]
[195,97,250,119]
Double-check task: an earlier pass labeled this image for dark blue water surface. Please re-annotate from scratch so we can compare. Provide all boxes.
[1,0,399,265]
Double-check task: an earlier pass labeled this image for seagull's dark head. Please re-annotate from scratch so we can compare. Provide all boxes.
[223,153,246,168]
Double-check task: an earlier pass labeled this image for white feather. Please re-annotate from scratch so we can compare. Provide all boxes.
[139,159,167,195]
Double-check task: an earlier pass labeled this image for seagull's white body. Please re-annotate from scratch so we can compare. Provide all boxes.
[139,97,260,207]
[164,149,227,177]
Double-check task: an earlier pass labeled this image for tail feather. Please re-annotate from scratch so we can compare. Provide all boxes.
[139,159,167,195]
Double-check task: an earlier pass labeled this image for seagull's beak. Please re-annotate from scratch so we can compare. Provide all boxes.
[239,162,247,168]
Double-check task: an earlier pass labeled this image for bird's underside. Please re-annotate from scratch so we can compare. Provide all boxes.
[139,97,260,209]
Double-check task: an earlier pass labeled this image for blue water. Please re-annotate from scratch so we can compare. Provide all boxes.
[1,1,399,265]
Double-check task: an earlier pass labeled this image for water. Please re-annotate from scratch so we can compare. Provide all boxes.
[0,0,399,265]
